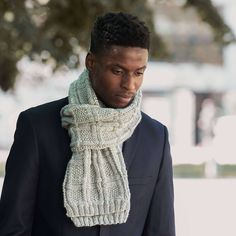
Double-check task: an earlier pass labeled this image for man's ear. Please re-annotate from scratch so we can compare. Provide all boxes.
[85,52,95,71]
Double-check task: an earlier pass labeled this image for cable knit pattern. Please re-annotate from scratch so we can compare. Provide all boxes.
[60,69,142,227]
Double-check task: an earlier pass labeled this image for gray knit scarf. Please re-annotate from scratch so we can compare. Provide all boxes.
[60,69,142,227]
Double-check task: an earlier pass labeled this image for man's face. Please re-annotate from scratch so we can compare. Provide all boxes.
[86,46,148,108]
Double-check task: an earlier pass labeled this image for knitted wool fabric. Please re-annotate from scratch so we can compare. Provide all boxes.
[60,69,142,227]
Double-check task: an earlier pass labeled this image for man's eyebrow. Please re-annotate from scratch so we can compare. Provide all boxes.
[112,64,147,70]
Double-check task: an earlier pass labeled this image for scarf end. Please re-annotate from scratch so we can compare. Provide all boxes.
[69,210,130,227]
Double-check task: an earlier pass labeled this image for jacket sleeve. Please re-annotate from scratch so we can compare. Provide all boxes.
[142,126,175,236]
[0,111,39,235]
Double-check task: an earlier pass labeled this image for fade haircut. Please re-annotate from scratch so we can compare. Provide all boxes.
[90,12,150,55]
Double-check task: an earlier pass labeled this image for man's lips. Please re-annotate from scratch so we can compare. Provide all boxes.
[116,93,135,103]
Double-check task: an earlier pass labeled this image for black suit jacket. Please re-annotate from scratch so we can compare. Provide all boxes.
[0,97,175,236]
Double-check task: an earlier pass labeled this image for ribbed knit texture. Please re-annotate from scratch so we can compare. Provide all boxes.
[60,69,142,227]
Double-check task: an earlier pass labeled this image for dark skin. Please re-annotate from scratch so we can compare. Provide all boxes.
[85,45,149,108]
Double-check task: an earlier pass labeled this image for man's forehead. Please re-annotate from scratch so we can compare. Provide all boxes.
[99,45,148,58]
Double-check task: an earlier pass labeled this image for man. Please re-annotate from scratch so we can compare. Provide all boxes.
[0,12,175,235]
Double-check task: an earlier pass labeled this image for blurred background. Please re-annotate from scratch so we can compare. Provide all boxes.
[0,0,236,235]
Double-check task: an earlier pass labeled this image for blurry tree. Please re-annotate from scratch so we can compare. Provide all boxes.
[184,0,235,45]
[0,0,235,91]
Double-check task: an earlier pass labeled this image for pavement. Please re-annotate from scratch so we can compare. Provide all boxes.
[174,178,236,236]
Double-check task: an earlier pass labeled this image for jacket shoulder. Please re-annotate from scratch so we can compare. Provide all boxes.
[141,111,166,130]
[139,111,168,142]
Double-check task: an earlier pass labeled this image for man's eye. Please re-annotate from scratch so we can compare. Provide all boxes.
[135,71,144,77]
[112,69,123,75]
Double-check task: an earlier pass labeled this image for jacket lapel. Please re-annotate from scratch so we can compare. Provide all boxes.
[122,122,141,172]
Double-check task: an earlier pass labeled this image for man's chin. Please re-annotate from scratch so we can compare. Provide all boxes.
[113,98,134,109]
[100,96,134,109]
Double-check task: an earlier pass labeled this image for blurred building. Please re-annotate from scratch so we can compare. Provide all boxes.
[153,0,223,65]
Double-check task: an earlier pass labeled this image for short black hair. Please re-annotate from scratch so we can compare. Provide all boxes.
[90,12,150,54]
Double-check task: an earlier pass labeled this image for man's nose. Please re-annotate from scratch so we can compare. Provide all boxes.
[121,73,136,91]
